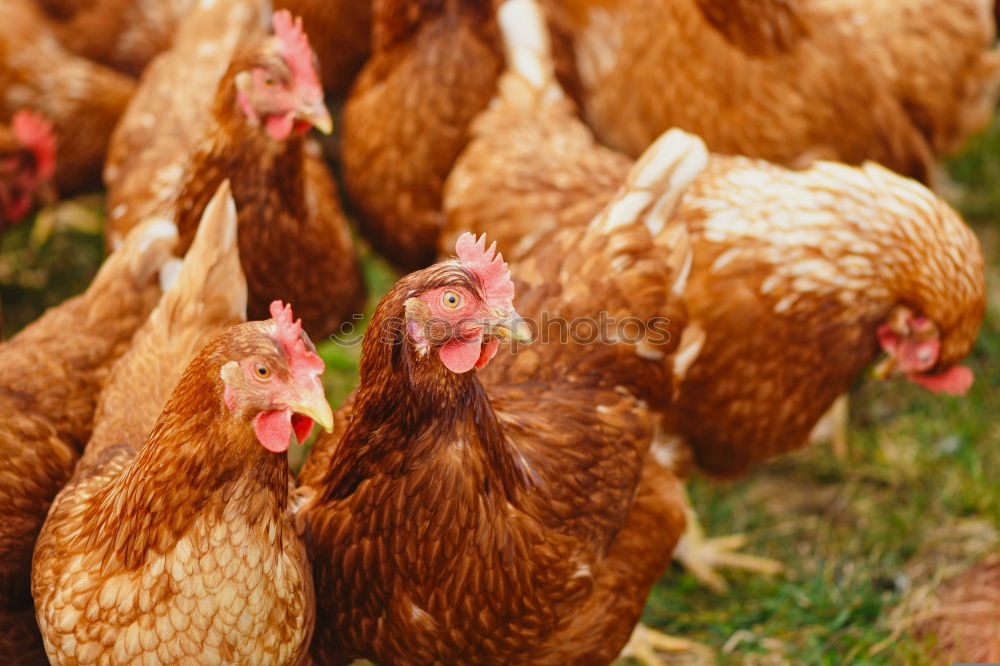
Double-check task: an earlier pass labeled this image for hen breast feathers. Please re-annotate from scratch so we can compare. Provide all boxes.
[32,185,314,665]
[0,218,177,658]
[299,126,704,664]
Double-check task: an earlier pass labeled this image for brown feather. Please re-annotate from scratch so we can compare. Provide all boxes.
[0,217,177,648]
[300,122,701,662]
[0,0,135,194]
[546,0,1000,183]
[341,0,503,270]
[33,317,315,666]
[442,0,986,485]
[104,0,364,338]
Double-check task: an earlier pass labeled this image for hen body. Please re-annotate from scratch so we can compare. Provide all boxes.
[341,0,502,271]
[33,185,315,665]
[300,115,705,663]
[0,0,135,194]
[443,0,986,480]
[32,0,193,78]
[104,0,363,339]
[276,0,372,96]
[0,218,177,660]
[545,0,1000,183]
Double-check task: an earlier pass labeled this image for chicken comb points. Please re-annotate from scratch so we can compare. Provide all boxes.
[12,110,56,180]
[272,10,321,92]
[455,232,515,306]
[269,300,324,377]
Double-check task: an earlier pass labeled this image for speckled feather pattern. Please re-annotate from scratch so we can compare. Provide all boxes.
[442,0,985,485]
[545,0,1000,183]
[0,219,176,654]
[300,122,700,664]
[674,156,984,477]
[34,453,313,665]
[0,0,136,193]
[33,322,314,666]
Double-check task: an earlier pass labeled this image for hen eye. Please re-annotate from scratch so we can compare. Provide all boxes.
[255,363,271,378]
[441,291,462,309]
[263,74,275,86]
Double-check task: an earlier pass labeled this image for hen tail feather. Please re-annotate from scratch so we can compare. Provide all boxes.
[497,0,564,107]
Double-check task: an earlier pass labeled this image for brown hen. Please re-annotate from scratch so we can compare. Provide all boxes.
[300,108,707,662]
[445,0,986,478]
[105,1,363,339]
[543,0,1000,183]
[443,0,986,589]
[341,0,502,271]
[0,215,178,660]
[33,184,327,665]
[0,0,135,194]
[31,0,193,78]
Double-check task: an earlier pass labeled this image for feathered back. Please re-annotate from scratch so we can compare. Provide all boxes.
[485,128,707,407]
[82,181,246,468]
[104,0,269,245]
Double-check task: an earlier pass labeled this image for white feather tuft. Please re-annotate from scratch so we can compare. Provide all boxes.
[158,258,184,292]
[497,0,563,102]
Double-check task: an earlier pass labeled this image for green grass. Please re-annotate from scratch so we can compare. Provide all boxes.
[5,118,999,665]
[635,123,1000,664]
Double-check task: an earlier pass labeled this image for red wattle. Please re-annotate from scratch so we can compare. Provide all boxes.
[254,409,293,453]
[439,336,484,373]
[908,365,974,396]
[265,112,295,141]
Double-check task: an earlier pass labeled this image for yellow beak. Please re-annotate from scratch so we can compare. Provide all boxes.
[288,384,334,433]
[872,355,897,380]
[487,308,532,343]
[299,99,333,135]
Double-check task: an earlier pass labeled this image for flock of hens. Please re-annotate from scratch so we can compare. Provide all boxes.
[0,0,997,663]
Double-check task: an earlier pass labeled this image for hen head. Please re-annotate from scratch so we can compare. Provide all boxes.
[234,10,332,141]
[874,305,975,396]
[220,300,333,453]
[0,110,56,223]
[401,233,531,374]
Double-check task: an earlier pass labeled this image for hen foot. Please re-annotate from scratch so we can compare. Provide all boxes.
[674,505,783,593]
[617,623,714,666]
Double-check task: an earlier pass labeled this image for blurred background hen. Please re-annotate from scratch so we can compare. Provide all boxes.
[0,0,995,663]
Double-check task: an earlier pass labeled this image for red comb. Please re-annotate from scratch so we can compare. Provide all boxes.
[11,110,56,180]
[455,233,515,308]
[269,300,325,380]
[272,10,321,93]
